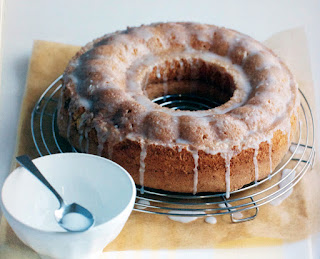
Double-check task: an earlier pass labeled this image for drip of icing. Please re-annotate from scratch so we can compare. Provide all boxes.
[97,133,108,156]
[232,211,243,220]
[135,199,150,210]
[177,59,184,81]
[177,145,184,153]
[218,203,229,209]
[163,68,168,101]
[191,151,199,195]
[139,142,148,194]
[278,169,296,189]
[253,148,259,183]
[223,154,231,199]
[289,144,304,155]
[218,203,243,219]
[156,65,161,79]
[78,97,92,110]
[205,216,217,224]
[77,113,93,152]
[270,169,295,206]
[168,210,199,223]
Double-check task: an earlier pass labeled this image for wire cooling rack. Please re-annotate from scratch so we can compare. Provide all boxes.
[31,76,316,223]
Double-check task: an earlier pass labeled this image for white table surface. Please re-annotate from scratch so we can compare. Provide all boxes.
[0,0,319,258]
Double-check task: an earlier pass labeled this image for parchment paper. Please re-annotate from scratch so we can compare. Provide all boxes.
[0,28,319,258]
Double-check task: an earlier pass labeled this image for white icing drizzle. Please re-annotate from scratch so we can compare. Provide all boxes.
[135,199,150,210]
[222,154,231,199]
[270,169,295,206]
[156,65,161,79]
[78,97,92,110]
[139,141,147,194]
[177,59,184,81]
[168,210,198,223]
[253,148,259,183]
[191,151,199,195]
[218,203,243,219]
[289,143,304,155]
[177,145,184,153]
[77,113,93,152]
[232,211,243,220]
[218,203,229,208]
[278,169,296,189]
[97,133,108,156]
[205,216,217,224]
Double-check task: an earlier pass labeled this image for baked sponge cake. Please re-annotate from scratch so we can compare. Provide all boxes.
[57,22,299,197]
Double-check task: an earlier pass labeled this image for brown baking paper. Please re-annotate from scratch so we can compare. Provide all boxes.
[0,28,319,257]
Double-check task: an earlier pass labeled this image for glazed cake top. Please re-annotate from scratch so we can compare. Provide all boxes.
[61,22,299,154]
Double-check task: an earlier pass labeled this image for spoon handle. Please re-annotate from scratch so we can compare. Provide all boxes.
[16,155,64,207]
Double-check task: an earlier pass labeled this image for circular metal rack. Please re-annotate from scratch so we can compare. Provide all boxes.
[31,75,316,223]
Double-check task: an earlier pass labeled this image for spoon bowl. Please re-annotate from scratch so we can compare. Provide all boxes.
[16,155,95,232]
[55,203,95,232]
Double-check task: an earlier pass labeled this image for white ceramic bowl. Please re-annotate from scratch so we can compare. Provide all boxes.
[0,153,136,259]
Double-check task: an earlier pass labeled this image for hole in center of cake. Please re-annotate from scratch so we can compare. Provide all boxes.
[144,58,236,111]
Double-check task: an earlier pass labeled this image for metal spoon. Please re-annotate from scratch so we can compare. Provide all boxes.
[16,155,95,232]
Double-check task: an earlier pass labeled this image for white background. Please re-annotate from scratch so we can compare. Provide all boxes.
[0,0,319,258]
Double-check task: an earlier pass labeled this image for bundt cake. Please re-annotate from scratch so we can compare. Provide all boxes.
[57,22,299,197]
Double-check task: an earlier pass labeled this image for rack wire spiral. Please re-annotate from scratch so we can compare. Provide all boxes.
[31,75,316,223]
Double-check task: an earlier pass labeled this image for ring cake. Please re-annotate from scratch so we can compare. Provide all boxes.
[57,22,299,197]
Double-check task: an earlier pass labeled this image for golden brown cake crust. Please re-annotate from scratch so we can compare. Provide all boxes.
[57,22,299,196]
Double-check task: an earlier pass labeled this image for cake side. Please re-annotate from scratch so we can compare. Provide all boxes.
[57,107,298,193]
